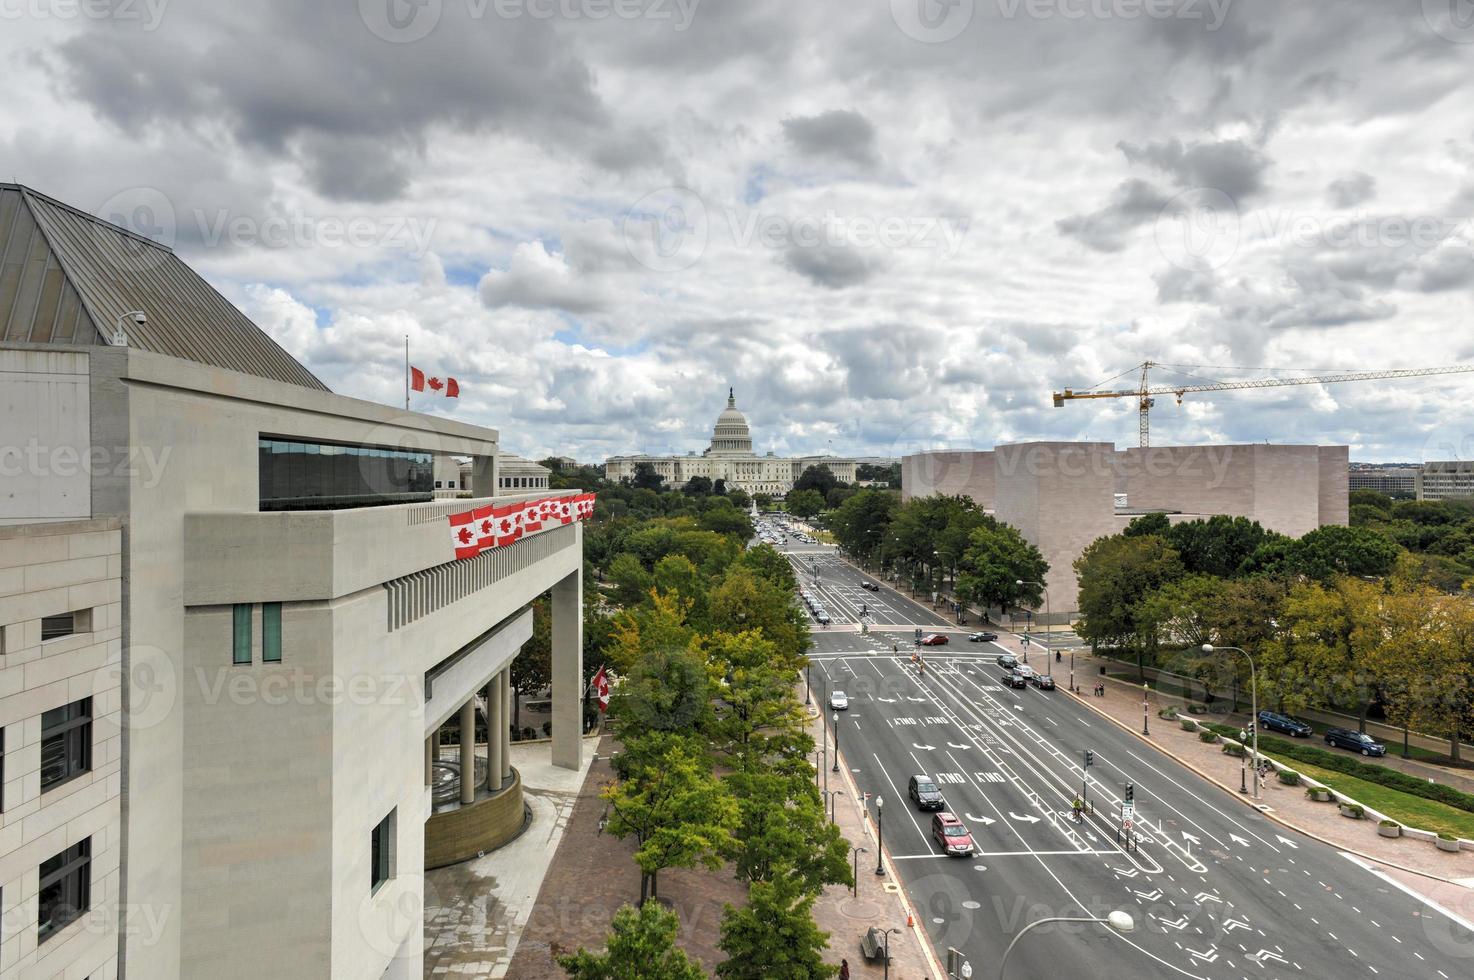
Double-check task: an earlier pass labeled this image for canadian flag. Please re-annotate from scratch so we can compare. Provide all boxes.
[558,498,574,525]
[474,504,496,551]
[581,493,598,519]
[449,509,480,560]
[494,501,522,547]
[523,498,543,533]
[592,665,610,713]
[410,366,460,398]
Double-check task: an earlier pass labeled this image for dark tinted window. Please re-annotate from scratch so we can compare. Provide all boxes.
[259,438,433,511]
[41,699,91,791]
[38,839,90,942]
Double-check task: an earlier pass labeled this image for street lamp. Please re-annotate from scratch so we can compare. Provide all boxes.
[1142,682,1150,736]
[832,712,840,772]
[1204,643,1260,800]
[882,926,901,980]
[1016,579,1051,677]
[997,911,1135,980]
[874,796,885,875]
[805,663,811,705]
[824,788,844,824]
[850,845,867,896]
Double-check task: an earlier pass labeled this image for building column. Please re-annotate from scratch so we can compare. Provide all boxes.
[425,730,435,786]
[502,666,514,782]
[487,675,504,792]
[459,698,476,806]
[551,570,583,770]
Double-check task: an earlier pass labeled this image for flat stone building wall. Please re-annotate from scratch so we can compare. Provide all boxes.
[900,450,996,505]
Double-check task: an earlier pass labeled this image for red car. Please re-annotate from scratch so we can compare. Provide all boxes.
[920,633,949,646]
[932,812,975,856]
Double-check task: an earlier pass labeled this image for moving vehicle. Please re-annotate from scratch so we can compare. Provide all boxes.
[830,690,849,710]
[1258,710,1313,737]
[920,633,949,646]
[814,610,831,625]
[1325,727,1386,756]
[968,631,999,642]
[1002,669,1029,689]
[908,774,945,811]
[932,812,975,856]
[1030,673,1056,691]
[997,654,1018,671]
[861,581,880,592]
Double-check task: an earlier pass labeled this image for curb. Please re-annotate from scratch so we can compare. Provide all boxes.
[1070,689,1470,888]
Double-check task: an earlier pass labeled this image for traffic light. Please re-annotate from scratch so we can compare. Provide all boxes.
[1124,783,1135,804]
[1084,750,1094,768]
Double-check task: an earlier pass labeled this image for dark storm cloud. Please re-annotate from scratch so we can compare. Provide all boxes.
[1326,172,1377,209]
[46,2,616,201]
[1119,138,1271,200]
[781,110,879,167]
[780,241,884,288]
[1056,179,1173,253]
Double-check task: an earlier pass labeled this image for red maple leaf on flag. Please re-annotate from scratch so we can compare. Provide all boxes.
[457,527,473,544]
[428,377,444,391]
[480,520,493,536]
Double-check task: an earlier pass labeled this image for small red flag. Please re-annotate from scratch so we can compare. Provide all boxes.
[446,377,460,398]
[523,497,543,533]
[474,505,495,551]
[593,665,610,713]
[411,366,425,392]
[494,501,521,547]
[449,509,480,560]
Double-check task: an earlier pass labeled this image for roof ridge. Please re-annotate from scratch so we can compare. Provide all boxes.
[4,182,175,255]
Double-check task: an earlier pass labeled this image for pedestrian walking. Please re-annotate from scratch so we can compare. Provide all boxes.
[839,959,850,980]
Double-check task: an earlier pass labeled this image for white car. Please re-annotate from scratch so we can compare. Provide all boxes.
[830,690,849,710]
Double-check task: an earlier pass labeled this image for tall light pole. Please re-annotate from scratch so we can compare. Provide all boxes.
[1204,644,1259,800]
[998,912,1135,980]
[874,796,885,875]
[882,926,901,980]
[1142,682,1150,736]
[1016,580,1051,676]
[832,712,840,772]
[850,845,866,896]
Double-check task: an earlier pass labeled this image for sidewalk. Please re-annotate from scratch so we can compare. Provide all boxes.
[806,698,942,980]
[1070,672,1474,890]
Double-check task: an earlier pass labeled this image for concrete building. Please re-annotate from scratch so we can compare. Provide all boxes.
[0,183,584,979]
[1348,465,1420,498]
[1416,461,1474,501]
[605,389,856,495]
[495,453,551,492]
[902,441,1349,615]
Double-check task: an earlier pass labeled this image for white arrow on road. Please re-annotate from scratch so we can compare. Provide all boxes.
[1186,946,1219,964]
[1009,812,1040,824]
[1132,888,1163,901]
[907,696,928,703]
[1111,867,1139,879]
[876,697,896,703]
[1223,918,1251,933]
[1181,831,1200,846]
[1247,949,1288,967]
[964,813,996,826]
[1153,914,1189,931]
[1194,892,1224,905]
[1275,835,1299,849]
[912,743,936,751]
[947,742,970,749]
[1229,834,1252,848]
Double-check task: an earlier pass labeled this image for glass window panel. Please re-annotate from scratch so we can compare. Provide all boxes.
[262,603,282,663]
[233,604,252,664]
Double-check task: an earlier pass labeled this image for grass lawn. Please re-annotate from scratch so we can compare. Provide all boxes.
[1267,755,1474,840]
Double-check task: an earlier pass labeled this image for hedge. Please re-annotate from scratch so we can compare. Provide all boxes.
[1203,723,1474,815]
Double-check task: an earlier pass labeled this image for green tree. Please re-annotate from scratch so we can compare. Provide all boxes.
[608,590,695,674]
[735,543,798,590]
[611,637,712,739]
[558,902,708,980]
[716,875,835,980]
[697,501,754,538]
[703,630,810,763]
[1165,515,1271,579]
[955,518,1049,615]
[1348,489,1393,513]
[724,770,850,894]
[684,475,715,496]
[632,462,666,491]
[1074,533,1184,679]
[708,568,810,664]
[1284,525,1401,581]
[786,488,826,518]
[609,552,655,608]
[1266,576,1382,727]
[603,734,738,905]
[1122,512,1171,537]
[793,464,842,498]
[828,488,898,558]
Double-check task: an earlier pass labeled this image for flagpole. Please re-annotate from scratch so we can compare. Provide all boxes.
[404,334,409,411]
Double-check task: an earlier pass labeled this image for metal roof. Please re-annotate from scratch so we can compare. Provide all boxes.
[0,184,328,391]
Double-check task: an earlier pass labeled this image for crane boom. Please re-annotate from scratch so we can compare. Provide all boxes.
[1053,362,1474,447]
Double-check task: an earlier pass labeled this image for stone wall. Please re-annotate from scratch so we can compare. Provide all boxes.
[424,769,526,869]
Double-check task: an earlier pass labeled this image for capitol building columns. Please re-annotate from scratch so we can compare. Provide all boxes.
[604,388,856,494]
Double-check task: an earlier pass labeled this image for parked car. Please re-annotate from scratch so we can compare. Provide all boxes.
[1325,727,1386,756]
[830,690,849,710]
[920,633,949,646]
[908,774,945,811]
[1258,710,1313,737]
[814,610,832,625]
[932,812,975,856]
[861,581,880,592]
[1002,669,1029,689]
[968,631,999,642]
[1030,673,1056,691]
[997,654,1018,671]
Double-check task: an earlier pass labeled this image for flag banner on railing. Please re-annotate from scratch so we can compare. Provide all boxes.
[446,493,595,561]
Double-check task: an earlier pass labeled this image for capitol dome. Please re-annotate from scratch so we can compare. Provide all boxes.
[707,388,755,456]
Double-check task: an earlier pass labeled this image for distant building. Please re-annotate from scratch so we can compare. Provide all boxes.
[605,389,855,495]
[495,453,551,492]
[1348,465,1420,498]
[1418,461,1474,500]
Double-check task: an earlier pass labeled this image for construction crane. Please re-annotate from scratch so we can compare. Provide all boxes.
[1054,360,1474,447]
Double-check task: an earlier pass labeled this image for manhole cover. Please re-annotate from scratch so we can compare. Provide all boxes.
[839,899,882,919]
[972,864,988,872]
[882,882,902,894]
[962,900,981,910]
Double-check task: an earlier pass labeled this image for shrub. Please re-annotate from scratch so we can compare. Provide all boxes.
[1199,731,1218,743]
[1187,703,1208,715]
[1159,706,1179,720]
[1341,803,1365,818]
[1306,787,1331,801]
[1278,769,1300,786]
[522,726,536,740]
[1438,832,1457,841]
[1379,819,1399,828]
[1180,719,1197,732]
[542,721,553,737]
[1240,733,1474,815]
[1223,743,1246,757]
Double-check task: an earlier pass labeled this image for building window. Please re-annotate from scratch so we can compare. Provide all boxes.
[41,699,92,791]
[233,604,252,665]
[258,437,433,512]
[435,480,443,489]
[371,809,396,893]
[262,603,282,663]
[41,610,90,641]
[38,839,91,943]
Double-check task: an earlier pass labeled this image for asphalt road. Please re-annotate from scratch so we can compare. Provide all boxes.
[777,539,1474,980]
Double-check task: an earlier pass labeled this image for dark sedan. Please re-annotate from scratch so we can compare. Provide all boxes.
[1258,710,1313,737]
[1325,727,1386,756]
[968,631,999,642]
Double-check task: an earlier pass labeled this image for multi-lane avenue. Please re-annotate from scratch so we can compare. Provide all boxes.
[777,535,1474,980]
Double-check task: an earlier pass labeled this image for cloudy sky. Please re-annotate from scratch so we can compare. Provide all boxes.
[7,0,1474,462]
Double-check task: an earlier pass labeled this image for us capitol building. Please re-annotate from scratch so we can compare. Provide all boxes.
[605,389,856,495]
